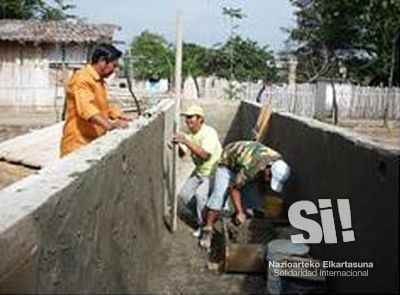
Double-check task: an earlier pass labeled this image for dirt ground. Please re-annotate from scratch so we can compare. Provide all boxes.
[148,214,304,294]
[0,161,34,189]
[0,106,60,126]
[0,125,37,142]
[0,106,59,143]
[0,107,60,189]
[148,219,266,294]
[323,118,400,147]
[0,127,39,190]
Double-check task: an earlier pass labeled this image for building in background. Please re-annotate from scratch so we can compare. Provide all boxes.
[0,20,119,108]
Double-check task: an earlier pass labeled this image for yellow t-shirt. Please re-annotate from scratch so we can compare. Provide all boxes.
[184,124,222,177]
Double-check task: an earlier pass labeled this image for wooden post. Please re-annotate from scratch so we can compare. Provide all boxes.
[171,10,183,232]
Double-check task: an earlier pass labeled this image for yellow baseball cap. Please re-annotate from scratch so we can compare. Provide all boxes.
[180,105,204,117]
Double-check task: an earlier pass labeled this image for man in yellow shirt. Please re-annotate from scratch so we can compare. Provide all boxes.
[60,43,133,157]
[172,105,222,237]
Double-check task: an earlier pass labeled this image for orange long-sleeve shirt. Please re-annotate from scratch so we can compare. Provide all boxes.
[60,65,121,157]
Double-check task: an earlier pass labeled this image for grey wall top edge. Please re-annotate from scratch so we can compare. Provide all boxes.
[0,99,175,233]
[241,100,400,155]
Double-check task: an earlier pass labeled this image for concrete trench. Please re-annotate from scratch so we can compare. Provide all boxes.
[0,99,399,294]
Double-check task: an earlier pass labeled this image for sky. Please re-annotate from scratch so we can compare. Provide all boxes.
[72,0,296,52]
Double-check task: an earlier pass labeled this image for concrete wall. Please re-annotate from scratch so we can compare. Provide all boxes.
[237,101,399,293]
[1,98,397,293]
[0,100,175,293]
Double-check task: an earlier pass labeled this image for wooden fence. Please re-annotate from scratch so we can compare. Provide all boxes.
[192,78,400,120]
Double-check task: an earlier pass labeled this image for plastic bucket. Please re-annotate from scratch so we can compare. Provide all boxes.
[264,195,284,218]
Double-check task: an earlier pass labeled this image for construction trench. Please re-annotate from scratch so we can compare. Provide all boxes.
[0,99,398,294]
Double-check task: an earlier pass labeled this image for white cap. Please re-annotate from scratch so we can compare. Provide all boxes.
[180,105,204,117]
[270,160,291,193]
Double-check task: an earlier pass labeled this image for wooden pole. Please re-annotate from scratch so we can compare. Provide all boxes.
[171,10,183,232]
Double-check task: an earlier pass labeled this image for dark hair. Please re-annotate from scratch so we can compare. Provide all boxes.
[91,43,122,64]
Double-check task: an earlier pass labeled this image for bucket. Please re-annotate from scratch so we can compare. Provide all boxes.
[264,195,284,218]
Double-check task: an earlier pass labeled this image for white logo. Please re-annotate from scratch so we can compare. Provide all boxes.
[288,199,355,244]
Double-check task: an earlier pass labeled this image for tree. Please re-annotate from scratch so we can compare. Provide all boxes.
[206,36,277,86]
[222,6,246,81]
[129,31,174,83]
[221,6,247,99]
[356,0,399,86]
[0,0,76,20]
[287,0,399,86]
[205,36,277,100]
[41,0,76,20]
[182,43,209,98]
[358,0,399,125]
[287,0,399,124]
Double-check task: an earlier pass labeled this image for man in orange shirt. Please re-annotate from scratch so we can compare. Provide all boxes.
[60,43,133,157]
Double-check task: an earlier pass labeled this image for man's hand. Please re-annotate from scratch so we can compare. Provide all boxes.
[229,187,245,226]
[171,134,187,145]
[88,113,129,132]
[171,133,210,161]
[170,134,188,157]
[111,119,129,130]
[118,112,137,121]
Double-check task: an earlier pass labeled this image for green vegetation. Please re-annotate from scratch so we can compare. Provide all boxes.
[208,36,277,82]
[129,31,174,81]
[128,30,279,98]
[287,0,399,86]
[0,0,76,20]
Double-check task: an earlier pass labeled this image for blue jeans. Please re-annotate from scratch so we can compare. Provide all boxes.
[206,166,234,211]
[206,167,265,213]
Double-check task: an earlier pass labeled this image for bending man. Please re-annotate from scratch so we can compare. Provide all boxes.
[200,140,291,250]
